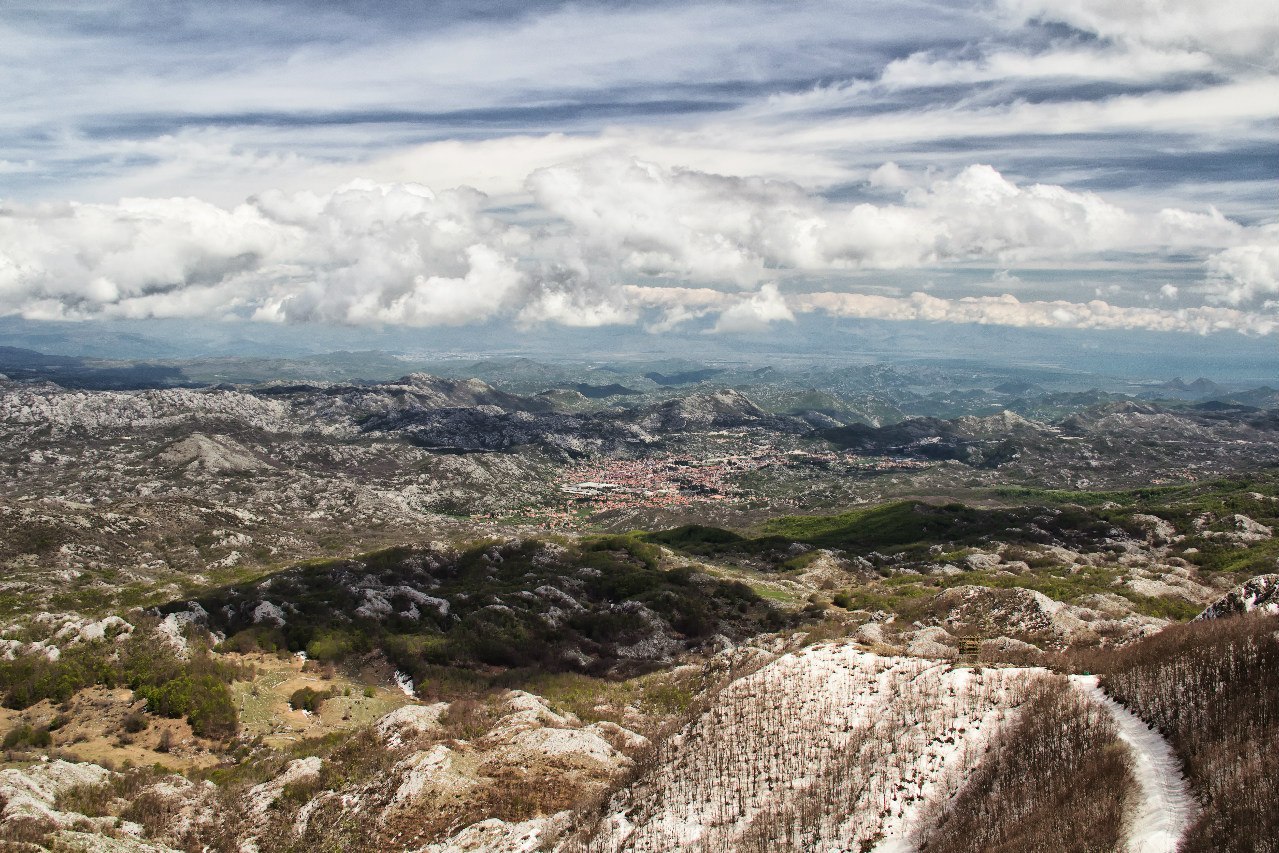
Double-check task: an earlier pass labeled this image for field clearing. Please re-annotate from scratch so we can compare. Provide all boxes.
[1,686,219,771]
[230,654,413,747]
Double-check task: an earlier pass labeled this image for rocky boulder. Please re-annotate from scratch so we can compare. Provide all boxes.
[1196,573,1279,620]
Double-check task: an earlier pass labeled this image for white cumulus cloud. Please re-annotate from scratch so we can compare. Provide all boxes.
[624,283,1279,336]
[796,290,1278,336]
[711,283,796,334]
[0,159,1272,336]
[531,156,1245,281]
[0,180,562,327]
[1204,228,1279,306]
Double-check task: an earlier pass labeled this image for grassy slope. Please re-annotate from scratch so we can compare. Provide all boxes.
[641,478,1279,625]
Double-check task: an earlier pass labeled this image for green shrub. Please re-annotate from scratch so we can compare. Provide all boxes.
[582,535,662,570]
[570,609,648,644]
[644,525,746,555]
[288,687,333,713]
[453,610,543,668]
[170,536,789,681]
[217,627,286,654]
[0,643,115,708]
[3,723,52,749]
[137,675,237,739]
[305,630,357,662]
[0,627,246,748]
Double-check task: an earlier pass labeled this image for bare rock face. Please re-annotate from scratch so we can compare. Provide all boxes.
[376,703,451,748]
[0,759,113,827]
[1125,575,1210,603]
[247,757,324,818]
[384,374,549,412]
[906,625,956,658]
[955,409,1034,436]
[416,812,574,853]
[1193,513,1273,544]
[1130,514,1179,545]
[328,691,649,850]
[640,389,768,432]
[1196,573,1279,620]
[933,584,1157,645]
[935,585,1068,638]
[387,743,478,813]
[964,552,1002,571]
[157,433,272,474]
[797,549,860,588]
[0,760,174,851]
[476,691,644,776]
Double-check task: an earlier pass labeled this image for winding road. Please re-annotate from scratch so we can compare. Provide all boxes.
[1070,675,1196,853]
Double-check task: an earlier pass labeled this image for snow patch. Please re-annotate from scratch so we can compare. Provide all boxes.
[591,643,1038,851]
[1071,676,1195,853]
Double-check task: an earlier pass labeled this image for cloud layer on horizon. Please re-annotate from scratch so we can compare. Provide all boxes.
[1,160,1276,336]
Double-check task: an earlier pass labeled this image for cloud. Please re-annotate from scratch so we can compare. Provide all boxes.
[1204,228,1279,305]
[531,157,1245,282]
[796,290,1278,336]
[623,282,1279,336]
[878,42,1215,89]
[0,181,540,326]
[0,160,1270,336]
[710,283,795,333]
[0,0,1269,261]
[515,279,639,328]
[998,0,1279,66]
[0,195,282,321]
[528,156,818,287]
[866,162,922,190]
[3,1,986,121]
[1,1,1271,355]
[622,284,730,332]
[747,77,1277,159]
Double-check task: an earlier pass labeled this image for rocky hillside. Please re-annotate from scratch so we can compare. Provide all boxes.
[1196,573,1279,619]
[3,372,1278,852]
[161,536,788,677]
[6,374,1279,619]
[823,400,1279,488]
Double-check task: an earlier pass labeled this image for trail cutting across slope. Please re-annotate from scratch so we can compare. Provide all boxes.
[1070,675,1195,853]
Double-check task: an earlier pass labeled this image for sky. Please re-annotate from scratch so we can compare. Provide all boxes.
[0,0,1277,349]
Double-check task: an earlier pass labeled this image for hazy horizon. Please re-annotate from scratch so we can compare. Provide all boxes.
[5,312,1279,391]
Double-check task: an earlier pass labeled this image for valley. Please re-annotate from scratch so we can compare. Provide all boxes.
[0,358,1276,852]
